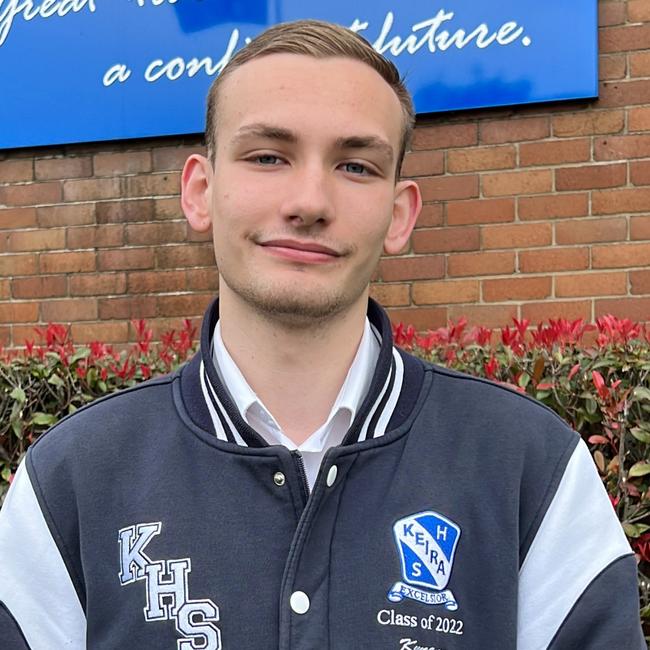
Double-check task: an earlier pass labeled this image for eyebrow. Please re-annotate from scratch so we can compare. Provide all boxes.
[231,123,394,163]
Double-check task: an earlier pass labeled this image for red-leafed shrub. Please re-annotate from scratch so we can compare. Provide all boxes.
[1,314,649,628]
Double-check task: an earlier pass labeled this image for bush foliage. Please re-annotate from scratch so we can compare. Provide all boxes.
[1,314,649,627]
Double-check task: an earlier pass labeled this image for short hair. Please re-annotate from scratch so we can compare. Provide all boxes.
[205,19,414,177]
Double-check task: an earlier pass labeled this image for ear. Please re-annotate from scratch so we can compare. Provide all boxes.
[383,179,422,255]
[181,154,213,232]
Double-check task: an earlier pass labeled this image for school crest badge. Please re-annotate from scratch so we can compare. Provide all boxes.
[387,511,461,611]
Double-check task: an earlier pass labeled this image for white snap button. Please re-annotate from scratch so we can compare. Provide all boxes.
[326,465,338,487]
[290,591,310,614]
[273,472,286,487]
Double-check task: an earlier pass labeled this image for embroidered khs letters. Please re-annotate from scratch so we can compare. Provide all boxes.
[118,522,222,650]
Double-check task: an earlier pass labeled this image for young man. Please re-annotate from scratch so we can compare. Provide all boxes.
[0,20,644,650]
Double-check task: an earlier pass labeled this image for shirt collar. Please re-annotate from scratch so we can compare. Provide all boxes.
[211,318,380,449]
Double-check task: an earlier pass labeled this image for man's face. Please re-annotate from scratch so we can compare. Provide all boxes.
[186,53,420,325]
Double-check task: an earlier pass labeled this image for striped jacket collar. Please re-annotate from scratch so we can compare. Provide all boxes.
[180,298,425,449]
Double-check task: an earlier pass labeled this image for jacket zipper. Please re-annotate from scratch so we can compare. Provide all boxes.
[291,450,310,504]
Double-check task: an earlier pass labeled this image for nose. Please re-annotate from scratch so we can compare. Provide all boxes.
[280,163,335,228]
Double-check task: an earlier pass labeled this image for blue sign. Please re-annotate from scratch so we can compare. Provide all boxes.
[0,1,597,150]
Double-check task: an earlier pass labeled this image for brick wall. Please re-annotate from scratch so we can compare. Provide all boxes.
[1,0,650,346]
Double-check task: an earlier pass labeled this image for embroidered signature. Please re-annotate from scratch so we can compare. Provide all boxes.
[399,638,442,650]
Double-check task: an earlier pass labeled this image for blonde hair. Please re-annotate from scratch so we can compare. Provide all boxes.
[205,19,414,177]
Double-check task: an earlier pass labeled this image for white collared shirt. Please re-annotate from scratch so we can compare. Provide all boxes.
[212,319,380,489]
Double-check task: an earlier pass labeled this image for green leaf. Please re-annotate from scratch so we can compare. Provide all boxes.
[11,419,23,440]
[585,397,598,415]
[1,466,10,482]
[633,387,650,402]
[68,404,77,415]
[98,380,107,393]
[48,374,65,387]
[631,427,650,444]
[10,386,26,403]
[623,522,641,538]
[31,413,58,427]
[70,348,90,363]
[628,461,650,478]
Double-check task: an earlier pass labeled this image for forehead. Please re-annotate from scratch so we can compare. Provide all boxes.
[215,53,403,150]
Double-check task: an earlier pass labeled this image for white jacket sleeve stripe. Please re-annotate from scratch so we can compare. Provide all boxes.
[517,439,633,649]
[0,461,86,649]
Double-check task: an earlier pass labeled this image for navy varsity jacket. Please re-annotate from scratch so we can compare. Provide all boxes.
[0,299,644,649]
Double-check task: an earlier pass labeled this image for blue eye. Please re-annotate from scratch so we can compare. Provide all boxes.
[343,162,368,175]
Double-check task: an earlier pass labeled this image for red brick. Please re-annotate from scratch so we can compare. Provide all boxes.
[94,151,152,176]
[42,299,98,322]
[40,251,96,273]
[413,280,479,305]
[153,145,206,172]
[522,301,591,322]
[401,151,444,177]
[70,322,129,344]
[0,254,38,276]
[70,273,127,296]
[631,215,650,240]
[0,302,39,323]
[595,134,650,160]
[63,178,121,202]
[123,173,180,198]
[600,24,650,53]
[412,123,477,150]
[12,276,67,299]
[598,79,650,108]
[154,197,183,220]
[128,270,187,294]
[599,54,627,81]
[593,242,650,268]
[630,52,650,78]
[98,296,157,320]
[412,226,479,254]
[157,293,212,317]
[417,175,479,202]
[629,107,650,132]
[447,252,515,277]
[414,204,444,228]
[519,248,589,273]
[7,228,65,252]
[37,203,96,227]
[595,297,650,320]
[0,159,33,183]
[482,223,552,249]
[593,188,650,214]
[447,146,515,173]
[386,307,447,331]
[630,270,650,294]
[556,217,627,244]
[552,110,624,137]
[447,198,514,225]
[483,276,551,302]
[631,161,650,186]
[379,255,445,281]
[599,1,626,26]
[156,244,215,269]
[96,199,155,224]
[125,222,186,246]
[479,117,549,144]
[67,224,124,249]
[98,248,154,271]
[520,139,590,167]
[556,272,627,297]
[483,170,552,197]
[186,268,219,292]
[556,163,626,191]
[0,208,37,229]
[369,283,410,307]
[628,0,650,21]
[0,280,8,300]
[447,304,518,328]
[35,157,92,181]
[0,182,61,207]
[519,194,589,221]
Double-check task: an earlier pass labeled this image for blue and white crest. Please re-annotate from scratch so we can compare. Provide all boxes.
[387,511,461,611]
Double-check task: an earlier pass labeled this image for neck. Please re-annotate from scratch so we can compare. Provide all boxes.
[218,286,368,445]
